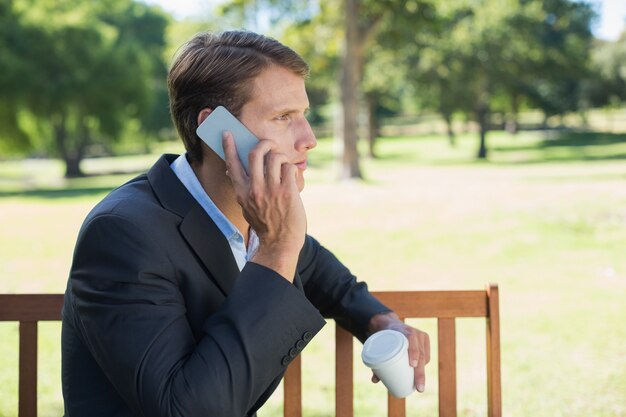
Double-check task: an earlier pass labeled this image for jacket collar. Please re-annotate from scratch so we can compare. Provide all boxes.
[147,154,239,295]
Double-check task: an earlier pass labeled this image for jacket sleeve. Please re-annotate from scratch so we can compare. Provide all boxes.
[297,235,391,342]
[68,214,326,417]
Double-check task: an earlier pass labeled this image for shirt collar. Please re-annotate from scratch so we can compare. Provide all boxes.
[170,154,240,241]
[170,154,259,271]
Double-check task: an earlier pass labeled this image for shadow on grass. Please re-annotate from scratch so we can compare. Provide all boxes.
[492,153,626,165]
[489,131,626,165]
[0,186,115,199]
[371,130,626,166]
[539,131,626,148]
[0,168,146,200]
[492,131,626,152]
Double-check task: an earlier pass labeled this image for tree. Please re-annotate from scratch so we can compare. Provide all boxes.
[337,0,436,176]
[218,0,435,178]
[400,5,476,146]
[505,0,595,124]
[0,0,169,177]
[583,34,626,110]
[407,0,595,159]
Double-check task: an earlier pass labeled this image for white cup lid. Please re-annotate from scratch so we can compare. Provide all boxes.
[361,329,408,368]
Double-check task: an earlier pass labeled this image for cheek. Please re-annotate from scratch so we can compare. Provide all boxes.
[259,124,293,150]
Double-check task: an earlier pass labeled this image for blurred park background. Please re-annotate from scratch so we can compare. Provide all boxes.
[1,0,625,416]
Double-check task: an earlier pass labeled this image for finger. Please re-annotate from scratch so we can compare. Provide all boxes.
[247,140,275,187]
[266,152,289,186]
[415,354,426,393]
[422,332,431,364]
[407,331,420,369]
[280,161,299,190]
[413,332,428,393]
[222,132,247,183]
[406,329,426,392]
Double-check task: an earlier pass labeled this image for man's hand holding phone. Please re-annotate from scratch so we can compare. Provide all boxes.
[222,132,306,282]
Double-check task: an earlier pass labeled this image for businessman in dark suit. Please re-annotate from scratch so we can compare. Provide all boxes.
[61,30,430,417]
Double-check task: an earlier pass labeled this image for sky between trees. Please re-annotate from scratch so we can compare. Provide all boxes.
[140,0,626,41]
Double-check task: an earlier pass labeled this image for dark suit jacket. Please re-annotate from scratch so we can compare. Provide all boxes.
[61,154,389,417]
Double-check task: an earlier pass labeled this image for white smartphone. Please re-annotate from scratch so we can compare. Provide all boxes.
[195,106,259,173]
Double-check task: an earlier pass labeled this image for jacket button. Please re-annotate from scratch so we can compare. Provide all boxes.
[281,356,291,366]
[303,331,313,342]
[289,348,298,358]
[295,339,305,350]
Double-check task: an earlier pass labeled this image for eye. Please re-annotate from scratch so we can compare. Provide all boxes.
[275,113,290,121]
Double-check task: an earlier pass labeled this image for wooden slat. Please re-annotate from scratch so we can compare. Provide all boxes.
[387,317,406,417]
[336,325,353,417]
[388,394,405,417]
[486,284,502,417]
[438,318,457,417]
[284,355,302,417]
[19,321,38,417]
[371,291,487,318]
[0,295,64,321]
[0,288,501,417]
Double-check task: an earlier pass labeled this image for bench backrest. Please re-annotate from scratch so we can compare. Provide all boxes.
[0,286,501,417]
[283,285,502,417]
[0,294,64,417]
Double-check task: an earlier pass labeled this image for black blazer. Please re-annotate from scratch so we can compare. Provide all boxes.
[61,154,389,417]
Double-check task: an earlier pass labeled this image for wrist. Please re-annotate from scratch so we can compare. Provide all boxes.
[251,244,301,282]
[367,311,401,335]
[257,238,303,260]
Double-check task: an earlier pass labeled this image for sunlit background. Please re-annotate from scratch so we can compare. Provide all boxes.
[141,0,625,40]
[1,0,625,416]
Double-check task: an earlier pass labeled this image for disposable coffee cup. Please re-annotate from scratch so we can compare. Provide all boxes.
[361,329,415,398]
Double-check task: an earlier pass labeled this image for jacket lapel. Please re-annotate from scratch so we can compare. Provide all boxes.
[179,204,240,295]
[293,271,304,293]
[147,154,239,296]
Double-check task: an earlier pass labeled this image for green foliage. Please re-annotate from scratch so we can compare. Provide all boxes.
[280,2,342,123]
[275,0,438,124]
[0,0,169,176]
[409,0,595,116]
[584,34,626,108]
[217,0,601,151]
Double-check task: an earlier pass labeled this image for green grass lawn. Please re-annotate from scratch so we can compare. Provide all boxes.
[1,130,625,416]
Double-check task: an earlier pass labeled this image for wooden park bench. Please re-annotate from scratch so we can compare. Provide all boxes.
[0,284,501,417]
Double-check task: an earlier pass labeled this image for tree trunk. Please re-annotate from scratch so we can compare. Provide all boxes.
[64,154,84,178]
[54,112,86,178]
[476,104,489,159]
[506,94,519,135]
[442,111,456,147]
[366,93,378,158]
[505,118,518,135]
[67,118,91,177]
[339,0,362,179]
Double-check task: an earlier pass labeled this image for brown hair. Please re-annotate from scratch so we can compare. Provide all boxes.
[167,30,309,163]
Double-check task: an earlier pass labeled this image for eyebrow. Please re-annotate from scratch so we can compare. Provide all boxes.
[271,105,310,115]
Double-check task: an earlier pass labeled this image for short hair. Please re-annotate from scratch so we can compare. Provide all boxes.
[167,30,309,163]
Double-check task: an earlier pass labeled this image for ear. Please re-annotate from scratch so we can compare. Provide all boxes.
[197,108,213,126]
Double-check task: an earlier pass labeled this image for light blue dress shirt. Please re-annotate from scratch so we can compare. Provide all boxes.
[170,154,258,271]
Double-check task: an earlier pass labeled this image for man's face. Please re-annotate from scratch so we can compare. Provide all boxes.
[238,65,317,191]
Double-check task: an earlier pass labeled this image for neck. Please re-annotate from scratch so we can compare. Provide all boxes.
[190,153,250,242]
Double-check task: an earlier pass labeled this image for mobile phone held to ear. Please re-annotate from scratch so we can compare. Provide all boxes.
[195,106,259,173]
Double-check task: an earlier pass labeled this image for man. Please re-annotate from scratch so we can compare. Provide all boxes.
[61,30,430,417]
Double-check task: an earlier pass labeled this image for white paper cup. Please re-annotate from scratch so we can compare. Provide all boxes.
[361,329,415,398]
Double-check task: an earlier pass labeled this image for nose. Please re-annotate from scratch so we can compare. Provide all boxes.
[296,118,317,151]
